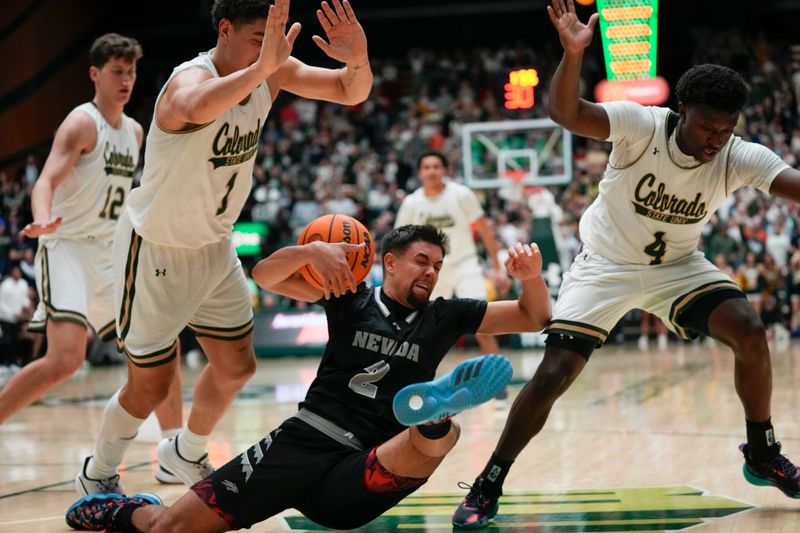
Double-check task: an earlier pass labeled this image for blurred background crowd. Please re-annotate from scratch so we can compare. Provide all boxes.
[2,21,800,366]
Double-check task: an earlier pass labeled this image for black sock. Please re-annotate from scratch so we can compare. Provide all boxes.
[110,503,143,533]
[746,418,777,462]
[479,453,514,494]
[417,418,452,439]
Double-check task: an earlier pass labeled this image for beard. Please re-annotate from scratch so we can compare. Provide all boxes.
[406,287,429,309]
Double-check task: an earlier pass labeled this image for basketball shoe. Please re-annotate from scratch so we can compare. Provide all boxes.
[66,492,161,531]
[154,464,182,484]
[740,442,800,498]
[452,477,501,529]
[393,354,512,426]
[75,456,124,497]
[156,436,214,486]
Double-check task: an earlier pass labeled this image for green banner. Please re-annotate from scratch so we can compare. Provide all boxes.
[596,0,659,80]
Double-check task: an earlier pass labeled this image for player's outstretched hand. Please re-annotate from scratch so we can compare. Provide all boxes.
[308,241,365,299]
[547,0,599,54]
[20,217,62,238]
[312,0,368,65]
[504,242,543,281]
[255,0,301,78]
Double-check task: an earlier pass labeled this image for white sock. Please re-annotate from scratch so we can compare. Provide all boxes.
[177,427,209,461]
[88,390,146,479]
[161,427,181,440]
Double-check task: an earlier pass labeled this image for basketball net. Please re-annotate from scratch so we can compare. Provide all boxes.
[499,169,526,202]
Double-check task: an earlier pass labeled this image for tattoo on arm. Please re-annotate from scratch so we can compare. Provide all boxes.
[343,61,369,88]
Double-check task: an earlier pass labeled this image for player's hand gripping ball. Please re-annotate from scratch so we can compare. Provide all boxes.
[296,214,374,289]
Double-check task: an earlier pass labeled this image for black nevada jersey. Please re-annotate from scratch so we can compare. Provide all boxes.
[300,284,487,448]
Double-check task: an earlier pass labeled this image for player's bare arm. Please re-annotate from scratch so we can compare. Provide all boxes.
[21,110,96,238]
[477,242,551,334]
[269,0,371,105]
[767,167,800,202]
[159,0,300,131]
[547,0,609,140]
[253,241,364,301]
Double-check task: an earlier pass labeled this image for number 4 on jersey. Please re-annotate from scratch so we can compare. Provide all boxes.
[644,231,667,265]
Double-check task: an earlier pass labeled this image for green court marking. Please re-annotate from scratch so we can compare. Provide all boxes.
[283,486,751,532]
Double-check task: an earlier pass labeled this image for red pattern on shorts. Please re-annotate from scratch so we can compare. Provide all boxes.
[192,478,240,528]
[363,448,427,494]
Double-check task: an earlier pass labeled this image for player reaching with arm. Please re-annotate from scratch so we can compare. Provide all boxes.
[395,151,513,356]
[453,0,800,528]
[0,35,184,480]
[75,0,373,498]
[65,225,550,532]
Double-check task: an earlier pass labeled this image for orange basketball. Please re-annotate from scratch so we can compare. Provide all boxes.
[296,214,374,290]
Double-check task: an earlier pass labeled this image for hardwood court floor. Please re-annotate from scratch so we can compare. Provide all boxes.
[2,338,800,532]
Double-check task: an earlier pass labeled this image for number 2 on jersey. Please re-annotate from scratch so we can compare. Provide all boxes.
[99,185,125,220]
[644,231,667,265]
[349,361,391,399]
[216,171,237,216]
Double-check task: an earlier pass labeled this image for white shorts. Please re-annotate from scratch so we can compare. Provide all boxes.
[30,238,115,340]
[431,255,487,300]
[545,249,743,346]
[115,211,253,367]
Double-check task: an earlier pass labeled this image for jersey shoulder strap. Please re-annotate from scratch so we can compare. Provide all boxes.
[667,111,679,137]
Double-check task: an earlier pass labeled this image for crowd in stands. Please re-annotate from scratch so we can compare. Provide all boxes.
[2,29,800,367]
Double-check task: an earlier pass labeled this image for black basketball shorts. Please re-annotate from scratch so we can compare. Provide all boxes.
[191,416,426,530]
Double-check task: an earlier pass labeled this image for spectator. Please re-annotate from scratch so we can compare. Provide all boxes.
[0,264,33,367]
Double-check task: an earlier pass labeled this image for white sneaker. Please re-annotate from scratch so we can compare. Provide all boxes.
[156,437,214,486]
[637,335,649,351]
[154,464,182,484]
[493,386,509,410]
[657,334,668,350]
[75,456,125,496]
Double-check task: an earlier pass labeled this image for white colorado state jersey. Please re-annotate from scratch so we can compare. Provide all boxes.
[43,102,139,242]
[395,180,484,264]
[580,101,788,265]
[126,50,272,248]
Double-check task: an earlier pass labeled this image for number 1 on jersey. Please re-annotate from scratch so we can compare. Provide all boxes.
[644,231,667,265]
[216,171,237,216]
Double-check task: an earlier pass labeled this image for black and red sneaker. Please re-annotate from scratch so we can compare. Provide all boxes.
[740,442,800,499]
[65,492,162,531]
[452,477,500,529]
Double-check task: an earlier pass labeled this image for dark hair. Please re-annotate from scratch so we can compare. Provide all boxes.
[417,151,448,170]
[89,33,142,68]
[211,0,269,31]
[381,225,449,263]
[675,64,749,114]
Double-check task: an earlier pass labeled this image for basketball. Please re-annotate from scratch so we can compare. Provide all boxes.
[296,214,374,290]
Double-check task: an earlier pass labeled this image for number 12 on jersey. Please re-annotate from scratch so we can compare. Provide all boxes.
[99,185,125,220]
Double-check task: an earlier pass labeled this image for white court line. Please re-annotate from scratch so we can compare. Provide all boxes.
[0,516,63,525]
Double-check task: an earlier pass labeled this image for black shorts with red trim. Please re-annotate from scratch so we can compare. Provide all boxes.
[191,416,426,530]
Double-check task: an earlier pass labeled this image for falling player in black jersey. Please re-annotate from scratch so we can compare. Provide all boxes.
[65,224,551,532]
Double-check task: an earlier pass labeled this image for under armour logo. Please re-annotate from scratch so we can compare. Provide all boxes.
[155,269,166,277]
[653,147,660,155]
[487,465,502,482]
[222,480,239,494]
